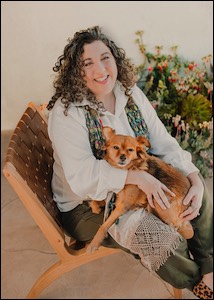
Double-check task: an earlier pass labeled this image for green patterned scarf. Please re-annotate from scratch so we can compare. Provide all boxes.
[83,98,149,159]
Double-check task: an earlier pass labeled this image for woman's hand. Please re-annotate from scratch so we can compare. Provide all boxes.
[126,170,175,210]
[180,172,204,221]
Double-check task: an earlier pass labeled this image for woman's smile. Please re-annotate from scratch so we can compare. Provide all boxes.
[82,41,118,100]
[94,75,109,84]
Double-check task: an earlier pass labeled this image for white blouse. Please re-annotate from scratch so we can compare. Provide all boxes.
[48,81,199,212]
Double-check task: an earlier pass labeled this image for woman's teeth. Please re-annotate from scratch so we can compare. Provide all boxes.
[95,76,108,82]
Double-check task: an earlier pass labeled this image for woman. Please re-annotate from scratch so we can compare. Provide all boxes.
[47,26,213,299]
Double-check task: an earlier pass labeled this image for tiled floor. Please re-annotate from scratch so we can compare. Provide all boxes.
[1,130,212,299]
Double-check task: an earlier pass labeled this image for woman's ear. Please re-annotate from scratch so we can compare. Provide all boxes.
[102,126,115,141]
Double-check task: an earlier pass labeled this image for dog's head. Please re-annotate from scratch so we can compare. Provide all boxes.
[102,126,151,169]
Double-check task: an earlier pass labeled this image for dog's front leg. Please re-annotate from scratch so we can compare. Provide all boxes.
[86,206,126,253]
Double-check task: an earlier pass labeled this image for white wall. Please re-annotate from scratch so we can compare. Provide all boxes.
[2,1,213,130]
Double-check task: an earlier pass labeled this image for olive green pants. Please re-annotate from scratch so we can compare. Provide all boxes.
[61,176,213,290]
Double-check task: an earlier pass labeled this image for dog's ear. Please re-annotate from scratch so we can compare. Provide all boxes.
[136,136,151,158]
[136,136,151,148]
[102,126,115,141]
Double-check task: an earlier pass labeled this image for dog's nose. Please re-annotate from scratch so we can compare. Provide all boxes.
[120,154,126,161]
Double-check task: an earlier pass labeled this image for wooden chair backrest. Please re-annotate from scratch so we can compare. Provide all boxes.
[3,102,70,257]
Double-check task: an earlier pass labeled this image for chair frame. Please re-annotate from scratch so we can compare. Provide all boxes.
[3,102,182,299]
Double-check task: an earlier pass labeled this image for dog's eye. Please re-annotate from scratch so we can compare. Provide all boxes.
[113,146,119,150]
[128,148,134,152]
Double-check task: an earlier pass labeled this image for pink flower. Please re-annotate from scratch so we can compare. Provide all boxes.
[188,64,194,70]
[158,65,163,71]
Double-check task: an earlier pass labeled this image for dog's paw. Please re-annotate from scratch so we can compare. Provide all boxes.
[86,243,99,254]
[91,207,102,214]
[89,201,104,214]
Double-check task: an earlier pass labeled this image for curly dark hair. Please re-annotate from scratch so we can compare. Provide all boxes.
[47,25,135,115]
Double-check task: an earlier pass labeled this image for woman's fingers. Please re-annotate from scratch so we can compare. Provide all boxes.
[154,184,174,209]
[146,184,174,210]
[162,184,176,198]
[155,193,168,209]
[147,194,155,208]
[138,173,175,211]
[148,190,170,210]
[180,197,200,220]
[180,207,199,221]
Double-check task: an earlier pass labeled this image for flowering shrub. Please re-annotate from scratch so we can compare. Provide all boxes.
[135,30,213,177]
[163,114,213,178]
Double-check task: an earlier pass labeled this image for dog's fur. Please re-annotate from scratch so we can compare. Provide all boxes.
[87,126,193,253]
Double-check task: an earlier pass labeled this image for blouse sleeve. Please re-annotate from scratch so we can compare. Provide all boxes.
[48,104,127,200]
[132,86,199,176]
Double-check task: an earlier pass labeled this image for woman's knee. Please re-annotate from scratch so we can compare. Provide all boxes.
[72,218,101,242]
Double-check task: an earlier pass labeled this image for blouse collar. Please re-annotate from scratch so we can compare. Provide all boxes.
[70,81,129,117]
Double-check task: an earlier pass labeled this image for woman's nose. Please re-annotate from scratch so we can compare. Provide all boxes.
[94,61,106,74]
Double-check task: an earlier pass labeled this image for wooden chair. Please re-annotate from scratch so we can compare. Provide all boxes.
[3,102,182,299]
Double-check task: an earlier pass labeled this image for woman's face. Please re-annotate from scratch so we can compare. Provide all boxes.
[81,40,118,100]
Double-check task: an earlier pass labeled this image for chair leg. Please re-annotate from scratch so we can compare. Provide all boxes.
[27,247,120,299]
[173,287,182,299]
[27,260,67,299]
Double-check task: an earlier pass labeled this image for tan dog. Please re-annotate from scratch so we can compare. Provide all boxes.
[87,127,194,253]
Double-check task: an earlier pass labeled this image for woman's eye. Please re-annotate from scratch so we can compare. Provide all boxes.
[102,56,110,61]
[84,62,93,67]
[113,146,119,150]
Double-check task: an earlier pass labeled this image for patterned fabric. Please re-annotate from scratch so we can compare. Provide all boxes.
[103,186,182,272]
[125,98,149,138]
[106,203,182,272]
[82,97,149,159]
[83,105,106,160]
[193,280,213,299]
[129,212,181,272]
